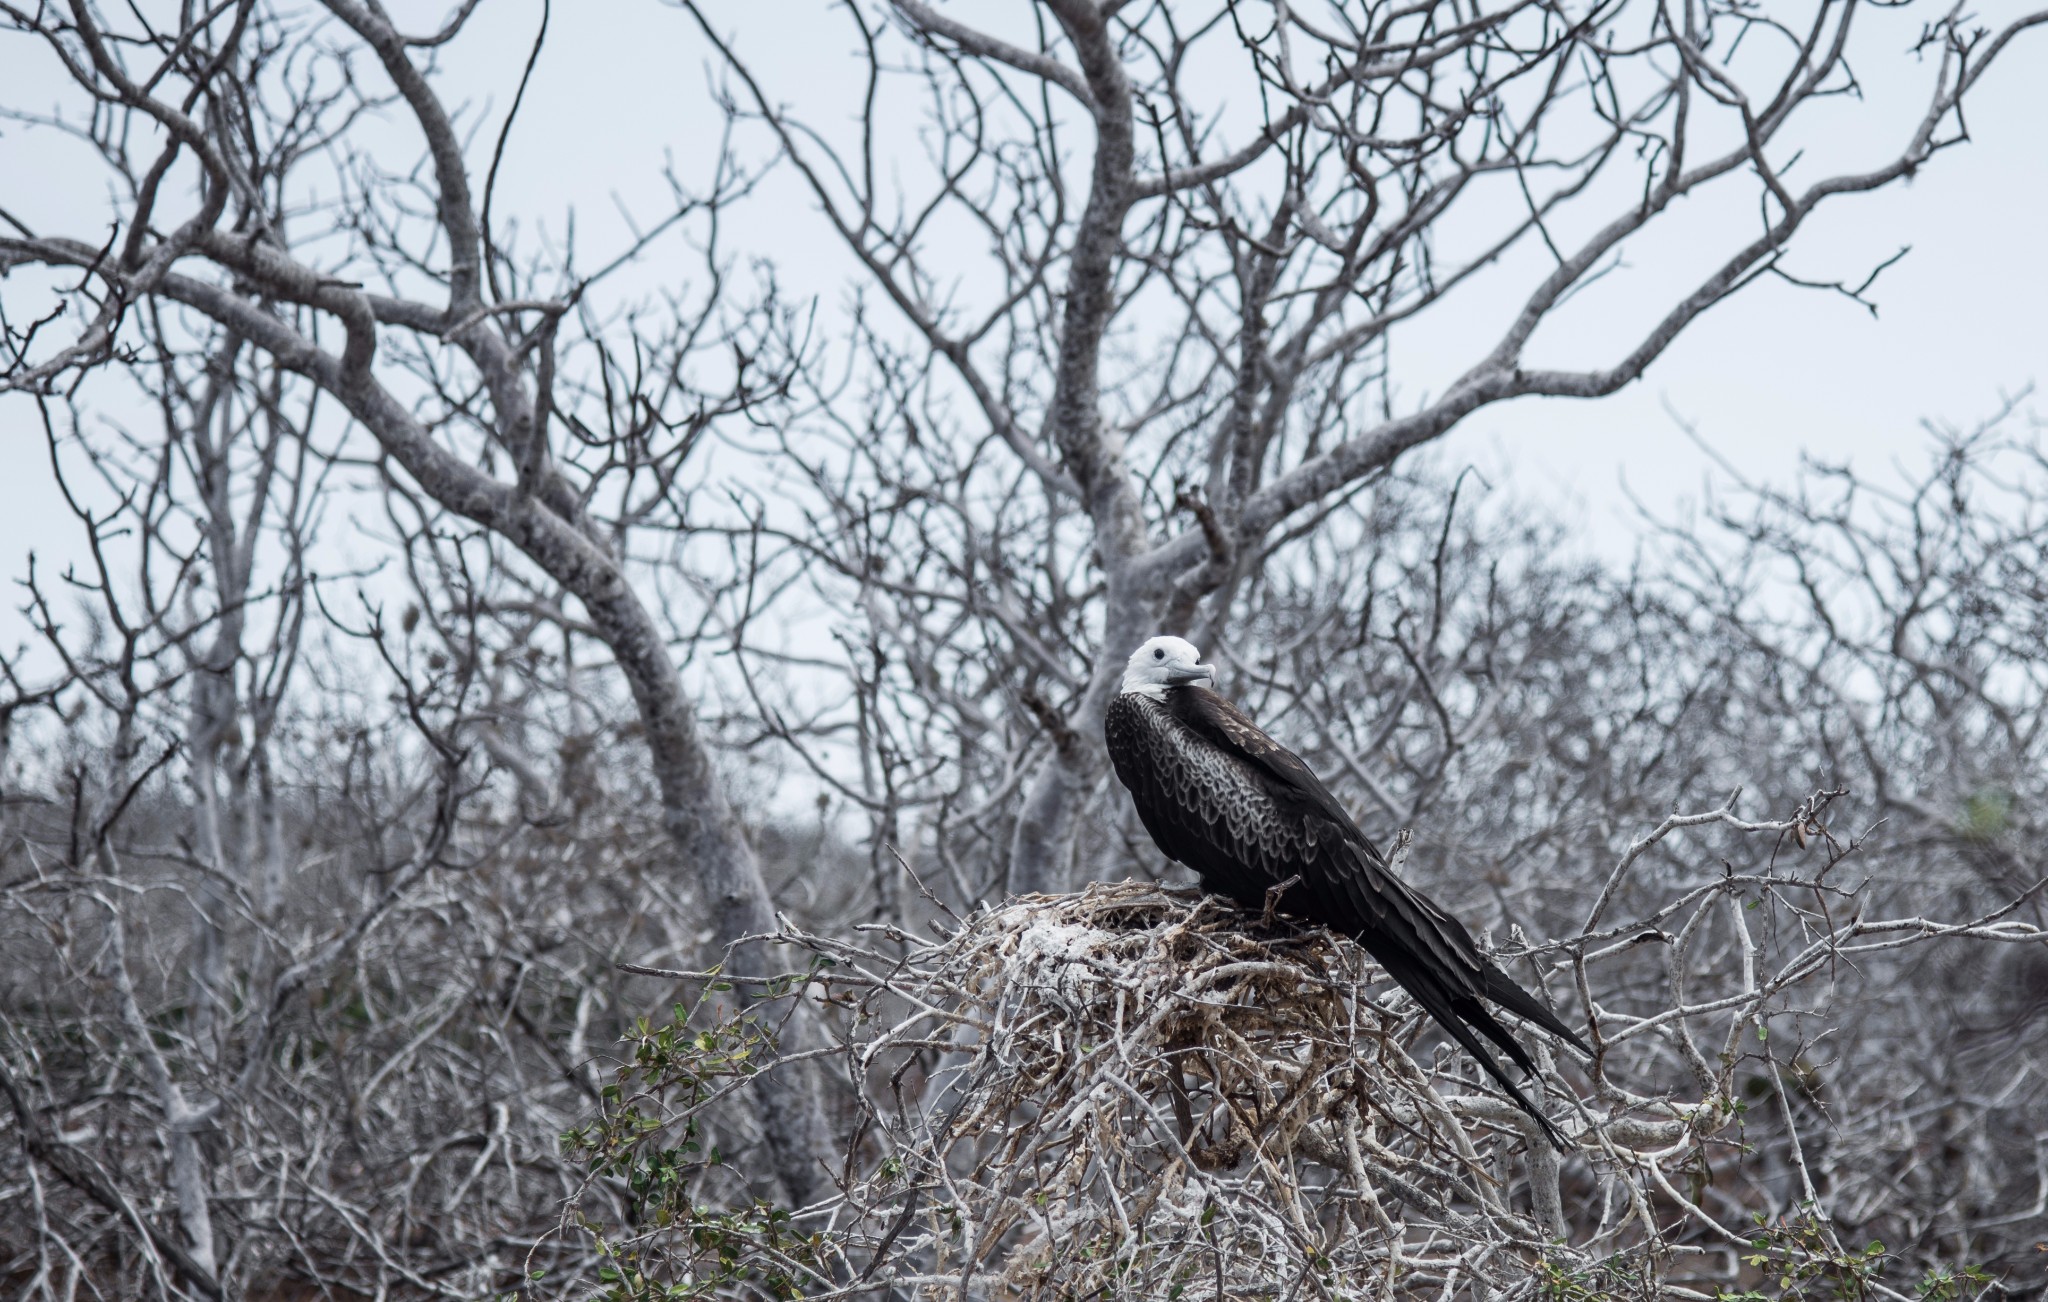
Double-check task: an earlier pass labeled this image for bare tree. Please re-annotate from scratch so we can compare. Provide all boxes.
[690,0,2046,892]
[0,360,820,1291]
[0,0,836,1214]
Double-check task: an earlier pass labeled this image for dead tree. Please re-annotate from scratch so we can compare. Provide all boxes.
[690,0,2048,892]
[0,0,833,1212]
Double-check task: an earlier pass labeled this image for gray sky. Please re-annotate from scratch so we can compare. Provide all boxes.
[2,0,2043,648]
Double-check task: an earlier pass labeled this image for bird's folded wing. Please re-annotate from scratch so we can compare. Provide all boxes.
[1170,689,1364,834]
[1169,688,1492,991]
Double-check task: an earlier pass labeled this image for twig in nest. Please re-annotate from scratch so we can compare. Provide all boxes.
[1261,872,1304,929]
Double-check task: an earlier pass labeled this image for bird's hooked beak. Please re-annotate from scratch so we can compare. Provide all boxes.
[1163,663,1217,687]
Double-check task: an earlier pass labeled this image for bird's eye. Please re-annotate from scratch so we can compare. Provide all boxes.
[1154,648,1165,660]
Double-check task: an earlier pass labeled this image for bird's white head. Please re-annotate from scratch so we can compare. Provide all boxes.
[1119,636,1217,699]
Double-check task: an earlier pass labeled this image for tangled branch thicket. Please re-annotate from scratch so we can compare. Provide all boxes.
[576,803,2046,1302]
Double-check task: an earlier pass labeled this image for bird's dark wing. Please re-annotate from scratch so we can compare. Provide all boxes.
[1165,687,1367,839]
[1158,686,1594,1059]
[1165,688,1486,977]
[1104,690,1305,905]
[1105,688,1589,1143]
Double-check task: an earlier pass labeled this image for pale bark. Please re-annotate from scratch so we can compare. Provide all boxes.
[0,0,835,1207]
[1005,1,1154,893]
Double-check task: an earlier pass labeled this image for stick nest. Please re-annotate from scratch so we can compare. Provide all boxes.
[827,881,1598,1301]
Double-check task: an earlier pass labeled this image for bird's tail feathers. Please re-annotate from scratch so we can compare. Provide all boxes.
[1456,993,1540,1077]
[1479,964,1593,1059]
[1384,960,1566,1149]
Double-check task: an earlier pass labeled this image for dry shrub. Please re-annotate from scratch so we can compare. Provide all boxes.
[578,796,2044,1301]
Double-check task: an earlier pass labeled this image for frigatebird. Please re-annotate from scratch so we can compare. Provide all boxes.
[1103,635,1589,1144]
